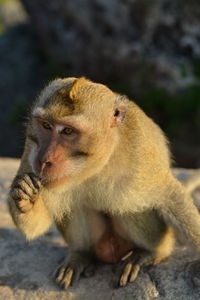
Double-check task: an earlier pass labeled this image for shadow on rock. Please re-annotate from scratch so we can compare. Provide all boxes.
[0,227,67,292]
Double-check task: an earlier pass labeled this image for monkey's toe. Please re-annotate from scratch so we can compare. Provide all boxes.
[112,250,142,288]
[55,265,75,290]
[114,262,140,287]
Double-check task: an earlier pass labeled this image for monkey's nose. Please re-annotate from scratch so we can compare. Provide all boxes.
[41,161,52,170]
[45,161,52,167]
[39,159,52,175]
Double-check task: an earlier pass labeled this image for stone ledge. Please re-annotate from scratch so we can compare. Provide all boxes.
[0,158,200,300]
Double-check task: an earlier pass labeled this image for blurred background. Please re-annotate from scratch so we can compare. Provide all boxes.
[0,0,200,168]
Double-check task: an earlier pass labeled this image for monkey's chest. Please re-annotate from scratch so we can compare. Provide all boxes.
[94,231,132,263]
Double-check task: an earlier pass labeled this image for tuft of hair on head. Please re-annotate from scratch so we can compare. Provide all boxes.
[68,77,89,101]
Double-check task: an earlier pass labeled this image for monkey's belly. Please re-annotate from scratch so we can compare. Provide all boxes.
[95,232,132,263]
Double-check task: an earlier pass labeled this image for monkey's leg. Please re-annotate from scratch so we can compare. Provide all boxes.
[161,179,200,250]
[54,208,100,290]
[113,211,175,287]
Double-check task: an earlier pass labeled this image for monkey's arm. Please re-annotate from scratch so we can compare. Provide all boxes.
[8,193,52,241]
[8,152,52,240]
[161,178,200,249]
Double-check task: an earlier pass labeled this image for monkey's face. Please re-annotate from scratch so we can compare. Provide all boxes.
[27,78,126,188]
[29,116,82,187]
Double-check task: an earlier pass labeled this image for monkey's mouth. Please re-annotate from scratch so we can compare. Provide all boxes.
[40,174,69,188]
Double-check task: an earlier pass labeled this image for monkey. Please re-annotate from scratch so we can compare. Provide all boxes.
[8,77,200,290]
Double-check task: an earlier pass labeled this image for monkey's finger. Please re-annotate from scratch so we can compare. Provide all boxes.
[28,173,42,190]
[60,268,74,290]
[23,174,40,194]
[129,264,140,282]
[16,199,33,213]
[16,180,36,198]
[10,187,31,201]
[119,263,132,287]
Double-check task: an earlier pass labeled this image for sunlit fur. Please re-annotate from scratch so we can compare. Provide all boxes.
[8,77,200,287]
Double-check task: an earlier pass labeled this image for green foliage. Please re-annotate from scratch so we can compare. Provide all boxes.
[0,22,4,34]
[136,84,200,139]
[193,58,200,77]
[44,57,63,80]
[0,0,10,3]
[0,0,20,34]
[8,101,27,125]
[0,11,4,34]
[108,58,200,144]
[110,70,200,142]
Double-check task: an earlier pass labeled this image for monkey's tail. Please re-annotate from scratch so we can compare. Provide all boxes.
[181,172,200,193]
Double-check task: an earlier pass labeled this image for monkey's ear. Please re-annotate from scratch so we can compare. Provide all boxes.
[111,96,127,128]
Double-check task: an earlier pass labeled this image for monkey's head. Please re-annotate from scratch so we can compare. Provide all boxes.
[27,77,126,188]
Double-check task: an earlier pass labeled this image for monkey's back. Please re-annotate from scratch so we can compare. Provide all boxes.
[121,99,171,168]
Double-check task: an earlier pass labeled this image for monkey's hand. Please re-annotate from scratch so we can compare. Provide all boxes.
[10,173,41,213]
[55,252,96,290]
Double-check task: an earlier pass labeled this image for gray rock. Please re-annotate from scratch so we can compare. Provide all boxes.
[1,157,200,299]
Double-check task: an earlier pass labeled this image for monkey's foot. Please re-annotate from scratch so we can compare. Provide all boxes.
[54,253,96,290]
[113,249,153,288]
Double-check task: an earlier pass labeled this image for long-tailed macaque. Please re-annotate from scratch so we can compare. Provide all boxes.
[8,77,200,289]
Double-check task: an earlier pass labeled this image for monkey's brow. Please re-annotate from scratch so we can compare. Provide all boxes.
[32,110,90,132]
[32,108,62,124]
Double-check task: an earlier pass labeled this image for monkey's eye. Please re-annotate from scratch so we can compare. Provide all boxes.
[62,127,73,135]
[42,121,51,130]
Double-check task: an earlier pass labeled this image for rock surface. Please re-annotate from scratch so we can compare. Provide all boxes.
[1,157,200,300]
